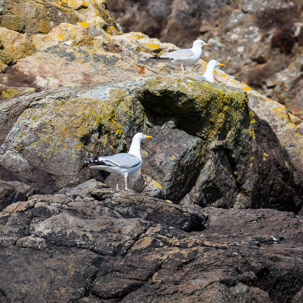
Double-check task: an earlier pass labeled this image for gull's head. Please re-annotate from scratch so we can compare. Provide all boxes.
[133,132,153,141]
[193,40,210,48]
[208,60,224,69]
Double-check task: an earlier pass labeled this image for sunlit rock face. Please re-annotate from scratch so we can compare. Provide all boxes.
[109,0,303,118]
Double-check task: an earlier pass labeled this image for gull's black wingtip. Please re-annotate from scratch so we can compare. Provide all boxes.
[84,158,95,164]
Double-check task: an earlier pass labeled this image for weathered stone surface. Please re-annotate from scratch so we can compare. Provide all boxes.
[0,2,303,302]
[0,82,146,192]
[0,90,49,145]
[0,185,302,302]
[0,0,302,212]
[0,180,35,211]
[1,77,301,211]
[12,28,178,91]
[0,27,35,67]
[108,0,232,46]
[0,0,118,35]
[0,0,121,100]
[110,0,303,118]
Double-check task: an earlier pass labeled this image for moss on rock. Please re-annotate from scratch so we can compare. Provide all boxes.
[139,76,248,141]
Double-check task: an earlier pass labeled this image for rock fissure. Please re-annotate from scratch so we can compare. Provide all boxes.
[120,225,151,257]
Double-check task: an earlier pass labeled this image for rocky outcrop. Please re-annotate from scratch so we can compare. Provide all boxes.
[0,183,303,302]
[0,0,119,82]
[0,1,303,302]
[0,0,302,212]
[0,180,35,211]
[109,0,303,118]
[0,0,118,35]
[1,76,302,211]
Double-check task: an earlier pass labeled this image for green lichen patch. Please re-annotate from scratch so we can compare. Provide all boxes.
[18,97,124,162]
[138,77,248,141]
[1,88,21,99]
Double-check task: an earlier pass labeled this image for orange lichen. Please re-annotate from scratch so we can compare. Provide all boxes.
[79,22,90,28]
[137,65,145,75]
[143,43,160,50]
[241,84,252,91]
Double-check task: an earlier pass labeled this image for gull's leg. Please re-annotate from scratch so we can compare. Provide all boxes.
[116,183,119,190]
[124,174,129,191]
[181,64,185,75]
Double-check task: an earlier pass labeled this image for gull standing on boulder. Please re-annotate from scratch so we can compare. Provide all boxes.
[85,133,152,190]
[193,60,225,83]
[159,39,210,74]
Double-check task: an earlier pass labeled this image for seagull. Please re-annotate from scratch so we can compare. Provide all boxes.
[159,39,210,74]
[192,60,224,83]
[85,133,152,190]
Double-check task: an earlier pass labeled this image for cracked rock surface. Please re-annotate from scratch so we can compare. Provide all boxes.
[0,181,303,303]
[0,78,302,211]
[0,2,303,302]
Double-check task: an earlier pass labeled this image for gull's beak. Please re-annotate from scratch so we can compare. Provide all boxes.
[205,43,210,47]
[145,135,152,139]
[219,63,225,67]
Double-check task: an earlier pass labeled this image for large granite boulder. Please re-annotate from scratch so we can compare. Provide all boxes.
[0,76,302,211]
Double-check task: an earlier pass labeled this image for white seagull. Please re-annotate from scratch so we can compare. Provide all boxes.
[159,39,210,74]
[85,133,152,190]
[193,60,225,83]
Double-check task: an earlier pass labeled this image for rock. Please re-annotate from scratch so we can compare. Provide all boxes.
[0,185,302,302]
[0,76,302,211]
[0,90,49,146]
[58,178,108,196]
[246,92,303,175]
[110,0,303,117]
[241,0,282,13]
[0,0,302,212]
[0,82,146,192]
[0,180,35,211]
[0,1,303,302]
[10,27,177,91]
[0,0,119,35]
[108,0,232,46]
[0,27,35,67]
[0,0,121,101]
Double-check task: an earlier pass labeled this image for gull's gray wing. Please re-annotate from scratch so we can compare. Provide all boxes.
[192,76,207,81]
[96,153,141,168]
[160,48,194,60]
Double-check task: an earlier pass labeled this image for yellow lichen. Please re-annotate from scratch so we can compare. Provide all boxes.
[2,88,21,99]
[79,22,90,28]
[168,156,176,161]
[24,96,126,161]
[149,178,162,189]
[128,32,145,40]
[240,83,252,91]
[263,152,269,161]
[143,43,160,50]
